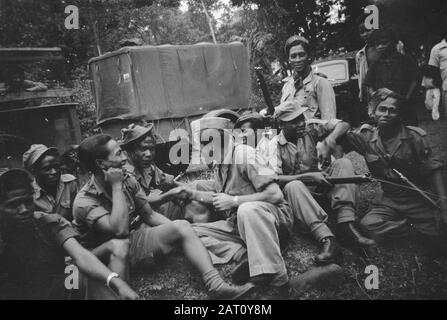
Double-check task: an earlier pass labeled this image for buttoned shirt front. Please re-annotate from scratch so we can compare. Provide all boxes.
[33,174,78,220]
[429,39,447,90]
[257,119,341,175]
[339,124,444,194]
[280,70,336,120]
[72,174,149,247]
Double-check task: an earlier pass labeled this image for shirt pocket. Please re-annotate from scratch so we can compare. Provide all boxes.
[58,200,73,221]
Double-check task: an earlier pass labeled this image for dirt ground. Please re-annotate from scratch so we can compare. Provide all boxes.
[130,117,447,300]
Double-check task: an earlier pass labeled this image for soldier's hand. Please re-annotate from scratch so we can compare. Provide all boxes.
[213,193,238,211]
[105,168,125,186]
[163,186,194,200]
[115,281,139,300]
[302,172,332,187]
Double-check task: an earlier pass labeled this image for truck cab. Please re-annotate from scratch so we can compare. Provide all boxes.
[0,48,81,169]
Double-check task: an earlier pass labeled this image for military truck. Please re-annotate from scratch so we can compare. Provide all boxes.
[88,42,250,174]
[312,51,367,125]
[0,48,81,169]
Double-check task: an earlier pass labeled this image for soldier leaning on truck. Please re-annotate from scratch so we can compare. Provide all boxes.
[278,36,337,121]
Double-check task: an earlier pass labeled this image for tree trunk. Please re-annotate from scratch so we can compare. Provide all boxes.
[200,0,217,44]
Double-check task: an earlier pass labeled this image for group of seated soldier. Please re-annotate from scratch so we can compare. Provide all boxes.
[0,87,446,300]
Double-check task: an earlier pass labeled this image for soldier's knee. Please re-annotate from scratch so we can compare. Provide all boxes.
[171,219,193,238]
[360,213,381,231]
[284,180,306,195]
[108,239,130,260]
[237,202,258,221]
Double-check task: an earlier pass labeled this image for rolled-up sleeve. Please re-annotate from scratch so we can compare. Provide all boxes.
[126,176,150,211]
[73,196,109,229]
[236,145,277,192]
[35,212,80,247]
[315,77,336,120]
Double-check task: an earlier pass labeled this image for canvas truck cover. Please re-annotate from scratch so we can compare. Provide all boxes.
[88,42,250,126]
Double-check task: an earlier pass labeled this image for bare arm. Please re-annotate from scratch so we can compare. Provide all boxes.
[212,183,284,212]
[63,238,138,300]
[140,202,171,226]
[275,172,331,188]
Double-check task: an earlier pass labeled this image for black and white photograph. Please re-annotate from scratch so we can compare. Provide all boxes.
[0,0,447,306]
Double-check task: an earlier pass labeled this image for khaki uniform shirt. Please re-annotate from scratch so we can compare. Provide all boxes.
[124,162,175,196]
[212,141,293,228]
[33,174,78,221]
[257,119,341,175]
[339,124,444,194]
[72,174,149,248]
[280,70,336,120]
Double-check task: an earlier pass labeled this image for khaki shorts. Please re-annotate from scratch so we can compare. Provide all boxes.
[129,224,164,267]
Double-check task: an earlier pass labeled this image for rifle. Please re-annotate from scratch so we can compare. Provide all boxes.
[325,175,373,185]
[254,67,275,116]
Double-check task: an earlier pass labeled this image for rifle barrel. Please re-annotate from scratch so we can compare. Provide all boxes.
[325,176,371,184]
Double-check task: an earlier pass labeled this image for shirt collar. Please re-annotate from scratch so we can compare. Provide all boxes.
[32,175,71,200]
[282,69,313,85]
[440,39,447,49]
[278,130,289,146]
[371,124,412,143]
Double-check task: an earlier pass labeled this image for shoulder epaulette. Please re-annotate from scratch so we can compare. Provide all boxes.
[359,123,375,132]
[406,126,427,137]
[314,72,328,79]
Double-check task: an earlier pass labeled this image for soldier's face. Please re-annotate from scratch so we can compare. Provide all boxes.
[130,135,156,169]
[34,154,61,188]
[375,97,400,128]
[0,187,35,223]
[279,116,306,139]
[289,45,310,74]
[200,129,226,165]
[239,121,255,144]
[98,140,128,170]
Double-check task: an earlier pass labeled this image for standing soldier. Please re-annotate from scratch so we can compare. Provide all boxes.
[428,21,447,118]
[337,88,447,241]
[279,36,336,121]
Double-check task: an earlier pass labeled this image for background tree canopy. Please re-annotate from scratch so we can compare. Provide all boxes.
[1,0,446,72]
[1,0,446,133]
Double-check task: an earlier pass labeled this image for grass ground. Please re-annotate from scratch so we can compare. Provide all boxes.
[130,117,447,300]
